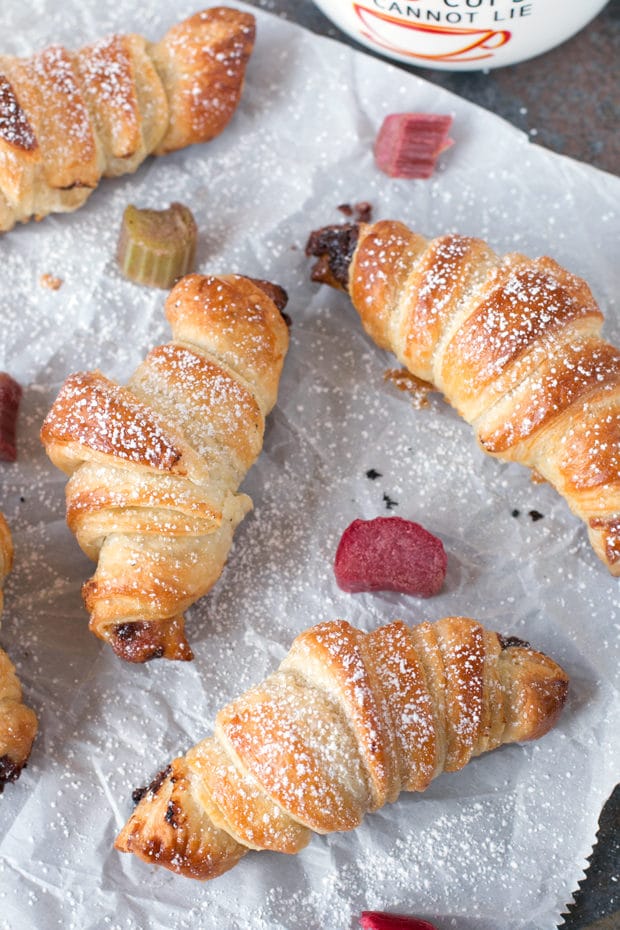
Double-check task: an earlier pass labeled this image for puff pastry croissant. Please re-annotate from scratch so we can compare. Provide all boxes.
[115,616,568,880]
[0,513,38,789]
[0,7,255,232]
[306,220,620,574]
[41,274,289,662]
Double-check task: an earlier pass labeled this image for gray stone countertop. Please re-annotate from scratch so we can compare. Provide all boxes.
[242,1,620,928]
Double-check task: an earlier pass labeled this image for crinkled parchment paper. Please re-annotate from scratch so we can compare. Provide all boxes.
[0,2,618,928]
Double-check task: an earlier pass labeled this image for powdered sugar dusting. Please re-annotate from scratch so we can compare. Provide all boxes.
[480,341,620,454]
[34,45,94,151]
[79,36,133,106]
[77,35,139,156]
[439,625,485,765]
[221,667,370,832]
[0,7,254,230]
[132,341,263,475]
[42,372,184,472]
[446,265,597,394]
[372,622,437,790]
[0,2,618,929]
[558,404,620,490]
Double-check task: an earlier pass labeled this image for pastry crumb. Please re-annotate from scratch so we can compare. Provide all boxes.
[384,368,433,409]
[40,273,63,290]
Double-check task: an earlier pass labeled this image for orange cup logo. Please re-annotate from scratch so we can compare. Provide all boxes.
[353,3,512,62]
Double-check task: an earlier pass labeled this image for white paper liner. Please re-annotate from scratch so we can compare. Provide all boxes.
[0,3,618,929]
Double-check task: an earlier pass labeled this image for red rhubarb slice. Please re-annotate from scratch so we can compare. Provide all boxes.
[334,516,447,597]
[360,911,439,930]
[374,113,454,179]
[0,372,22,462]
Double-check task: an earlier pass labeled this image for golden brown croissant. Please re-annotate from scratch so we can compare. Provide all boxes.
[0,7,255,232]
[41,274,289,662]
[0,512,38,789]
[306,220,620,575]
[115,616,568,880]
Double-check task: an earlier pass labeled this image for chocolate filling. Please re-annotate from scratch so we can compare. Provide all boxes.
[498,633,532,651]
[248,278,289,314]
[0,754,24,789]
[305,223,360,291]
[164,799,182,829]
[111,622,166,663]
[131,764,172,805]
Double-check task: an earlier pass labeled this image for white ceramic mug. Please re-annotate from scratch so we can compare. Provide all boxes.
[312,0,609,70]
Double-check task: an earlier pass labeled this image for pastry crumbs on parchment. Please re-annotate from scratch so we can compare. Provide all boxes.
[384,367,433,409]
[40,273,63,290]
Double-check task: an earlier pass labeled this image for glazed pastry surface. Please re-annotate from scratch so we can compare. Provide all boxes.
[0,512,38,789]
[116,616,568,879]
[41,274,289,661]
[0,7,255,231]
[307,220,620,574]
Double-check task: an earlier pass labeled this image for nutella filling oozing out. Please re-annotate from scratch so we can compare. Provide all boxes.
[305,223,360,291]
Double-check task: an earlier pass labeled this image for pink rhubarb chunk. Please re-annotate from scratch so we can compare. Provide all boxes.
[360,911,440,930]
[374,113,454,179]
[0,372,22,462]
[334,516,447,598]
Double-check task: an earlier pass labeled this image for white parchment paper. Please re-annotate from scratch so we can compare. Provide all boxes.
[0,3,618,929]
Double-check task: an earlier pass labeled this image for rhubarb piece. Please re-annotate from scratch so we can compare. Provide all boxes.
[334,516,447,597]
[117,202,197,289]
[360,912,439,930]
[0,373,22,462]
[374,113,454,179]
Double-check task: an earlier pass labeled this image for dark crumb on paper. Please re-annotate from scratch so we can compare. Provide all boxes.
[337,201,373,223]
[383,493,398,510]
[354,201,372,222]
[366,468,382,480]
[19,496,25,503]
[40,273,63,291]
[511,508,544,521]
